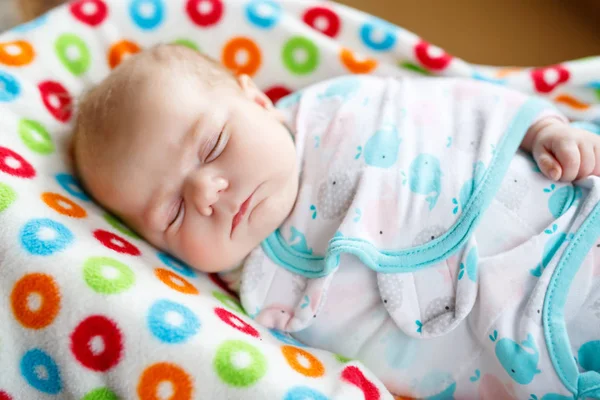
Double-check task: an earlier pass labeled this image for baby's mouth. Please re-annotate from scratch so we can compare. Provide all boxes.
[231,194,254,237]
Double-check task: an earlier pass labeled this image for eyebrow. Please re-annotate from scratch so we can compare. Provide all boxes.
[143,118,204,232]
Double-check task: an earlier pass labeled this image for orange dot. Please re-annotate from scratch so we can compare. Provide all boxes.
[340,48,377,74]
[281,346,324,378]
[108,40,141,69]
[154,268,199,295]
[0,40,35,66]
[222,37,262,77]
[138,362,193,400]
[495,67,523,78]
[41,192,86,218]
[11,273,61,329]
[554,94,591,111]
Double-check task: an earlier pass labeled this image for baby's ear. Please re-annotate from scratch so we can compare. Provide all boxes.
[237,74,285,122]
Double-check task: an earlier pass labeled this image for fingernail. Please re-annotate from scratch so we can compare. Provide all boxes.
[550,168,560,181]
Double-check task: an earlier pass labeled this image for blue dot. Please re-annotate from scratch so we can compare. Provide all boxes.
[20,348,62,395]
[245,0,281,29]
[0,71,21,102]
[359,18,397,51]
[55,173,90,201]
[472,72,506,85]
[269,329,305,347]
[11,14,48,33]
[588,81,600,89]
[157,252,197,277]
[130,0,165,30]
[20,218,74,256]
[147,299,200,343]
[284,386,329,400]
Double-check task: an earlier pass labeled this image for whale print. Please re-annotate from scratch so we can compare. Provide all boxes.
[409,154,442,210]
[496,170,530,212]
[458,246,478,282]
[364,124,401,168]
[412,225,447,246]
[546,185,579,218]
[378,274,404,312]
[578,340,600,373]
[318,76,361,102]
[530,226,567,277]
[288,226,313,255]
[454,162,486,214]
[317,170,359,220]
[422,296,455,336]
[493,332,541,385]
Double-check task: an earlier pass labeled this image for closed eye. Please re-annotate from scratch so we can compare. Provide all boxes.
[168,200,184,227]
[205,126,228,163]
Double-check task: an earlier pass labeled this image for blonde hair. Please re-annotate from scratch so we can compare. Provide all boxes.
[71,43,236,192]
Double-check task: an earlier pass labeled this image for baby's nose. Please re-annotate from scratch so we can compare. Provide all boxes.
[190,175,229,216]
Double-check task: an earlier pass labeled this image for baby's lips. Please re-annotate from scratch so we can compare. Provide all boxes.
[414,40,453,71]
[531,65,570,94]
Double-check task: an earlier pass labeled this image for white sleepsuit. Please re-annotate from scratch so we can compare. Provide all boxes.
[237,76,600,399]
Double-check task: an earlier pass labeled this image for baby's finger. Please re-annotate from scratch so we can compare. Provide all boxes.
[594,145,600,177]
[552,138,580,182]
[535,150,562,181]
[577,142,596,180]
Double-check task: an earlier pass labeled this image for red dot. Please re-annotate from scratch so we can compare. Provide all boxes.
[70,0,108,27]
[38,81,72,122]
[93,229,140,256]
[302,6,340,38]
[0,146,35,178]
[531,65,570,94]
[70,315,123,372]
[214,307,259,337]
[414,40,453,71]
[341,366,380,400]
[186,0,224,27]
[0,391,13,400]
[264,86,292,105]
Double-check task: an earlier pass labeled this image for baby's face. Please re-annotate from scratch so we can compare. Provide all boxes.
[86,70,298,272]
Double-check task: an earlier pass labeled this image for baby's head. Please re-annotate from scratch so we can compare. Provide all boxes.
[72,44,298,273]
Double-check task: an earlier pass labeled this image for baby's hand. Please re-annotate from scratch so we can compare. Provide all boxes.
[524,118,600,182]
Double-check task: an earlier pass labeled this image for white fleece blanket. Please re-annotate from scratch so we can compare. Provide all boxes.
[0,1,599,399]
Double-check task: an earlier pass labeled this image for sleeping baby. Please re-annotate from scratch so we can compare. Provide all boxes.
[71,44,600,399]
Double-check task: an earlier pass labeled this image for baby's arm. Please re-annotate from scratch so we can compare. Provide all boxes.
[521,118,600,182]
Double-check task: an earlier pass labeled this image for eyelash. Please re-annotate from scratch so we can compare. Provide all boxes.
[168,200,184,227]
[205,128,227,163]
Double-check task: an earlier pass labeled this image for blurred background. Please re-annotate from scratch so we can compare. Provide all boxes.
[1,0,599,66]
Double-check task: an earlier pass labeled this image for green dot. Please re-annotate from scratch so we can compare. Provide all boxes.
[104,213,140,239]
[595,88,600,102]
[173,39,200,51]
[212,291,245,314]
[55,33,91,76]
[398,61,431,76]
[83,256,135,294]
[81,387,118,400]
[0,183,17,212]
[18,119,54,154]
[214,340,267,387]
[282,36,319,75]
[334,353,352,363]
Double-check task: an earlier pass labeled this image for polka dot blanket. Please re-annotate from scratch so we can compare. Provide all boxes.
[0,1,599,399]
